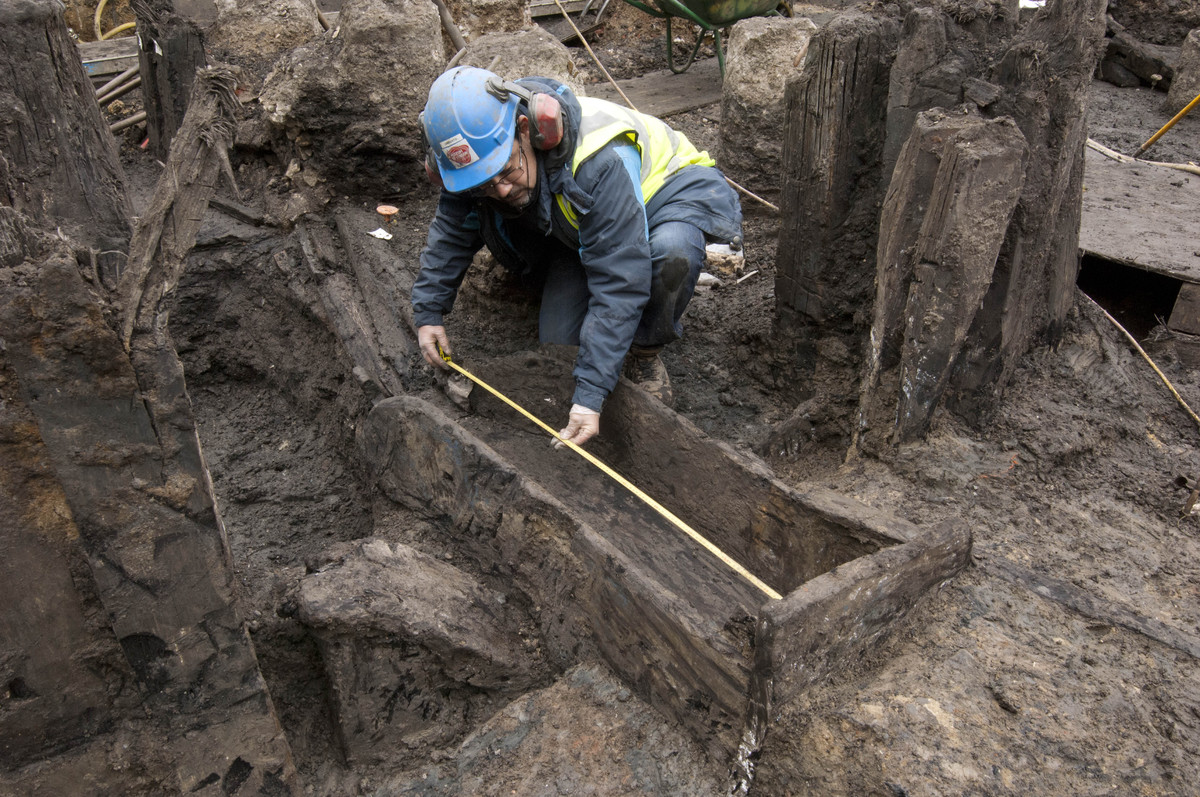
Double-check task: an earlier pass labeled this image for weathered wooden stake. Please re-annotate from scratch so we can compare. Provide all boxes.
[119,65,240,350]
[893,116,1028,441]
[0,0,130,252]
[773,12,900,400]
[774,0,1107,449]
[857,110,1028,447]
[1,48,298,788]
[948,0,1106,420]
[133,0,208,158]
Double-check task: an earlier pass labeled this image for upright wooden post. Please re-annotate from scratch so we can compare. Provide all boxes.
[948,0,1107,420]
[773,12,900,403]
[0,58,300,795]
[0,0,130,252]
[773,0,1108,452]
[133,0,207,159]
[857,110,1028,447]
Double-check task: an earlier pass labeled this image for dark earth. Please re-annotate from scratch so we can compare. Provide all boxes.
[85,0,1200,794]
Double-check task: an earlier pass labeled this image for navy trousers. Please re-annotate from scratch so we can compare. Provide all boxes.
[537,219,706,350]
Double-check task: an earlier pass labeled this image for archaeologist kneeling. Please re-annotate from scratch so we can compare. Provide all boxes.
[412,66,743,448]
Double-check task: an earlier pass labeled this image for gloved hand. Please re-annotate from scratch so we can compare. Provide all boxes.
[417,325,451,369]
[555,404,600,449]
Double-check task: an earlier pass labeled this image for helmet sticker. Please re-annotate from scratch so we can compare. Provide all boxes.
[439,134,479,169]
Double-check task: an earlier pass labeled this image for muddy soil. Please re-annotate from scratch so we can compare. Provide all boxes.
[143,7,1200,796]
[1108,0,1200,45]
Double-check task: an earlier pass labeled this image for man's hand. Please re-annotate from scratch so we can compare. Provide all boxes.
[556,404,600,448]
[418,325,451,369]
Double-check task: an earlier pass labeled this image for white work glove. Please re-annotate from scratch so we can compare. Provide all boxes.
[555,404,600,449]
[417,324,451,369]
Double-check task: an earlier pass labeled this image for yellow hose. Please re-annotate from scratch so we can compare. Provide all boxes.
[101,21,136,40]
[93,0,108,41]
[94,0,135,41]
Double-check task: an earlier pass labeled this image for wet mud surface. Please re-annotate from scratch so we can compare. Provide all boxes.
[151,13,1200,795]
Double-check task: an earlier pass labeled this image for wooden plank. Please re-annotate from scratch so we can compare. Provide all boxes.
[296,219,407,397]
[77,36,139,59]
[462,355,770,620]
[363,396,755,760]
[332,209,418,373]
[588,56,722,117]
[536,13,604,44]
[78,35,139,78]
[983,557,1200,660]
[530,0,588,18]
[759,519,971,709]
[1080,146,1200,283]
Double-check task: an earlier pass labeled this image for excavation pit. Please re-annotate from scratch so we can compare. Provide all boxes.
[350,352,972,767]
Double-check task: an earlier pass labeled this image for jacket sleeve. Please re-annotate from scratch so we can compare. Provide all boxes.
[412,193,484,328]
[569,142,652,411]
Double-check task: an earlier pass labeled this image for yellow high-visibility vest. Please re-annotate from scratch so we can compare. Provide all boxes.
[555,97,716,229]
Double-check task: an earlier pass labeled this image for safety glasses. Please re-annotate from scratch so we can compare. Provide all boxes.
[463,141,527,199]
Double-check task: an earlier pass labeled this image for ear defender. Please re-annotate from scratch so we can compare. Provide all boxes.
[418,111,445,189]
[485,77,564,150]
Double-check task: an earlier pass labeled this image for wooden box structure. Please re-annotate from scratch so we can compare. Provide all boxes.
[358,353,971,764]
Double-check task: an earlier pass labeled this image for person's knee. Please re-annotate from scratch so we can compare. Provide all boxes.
[660,252,692,292]
[650,222,705,292]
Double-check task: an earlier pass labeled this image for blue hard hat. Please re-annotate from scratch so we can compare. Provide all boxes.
[422,67,519,194]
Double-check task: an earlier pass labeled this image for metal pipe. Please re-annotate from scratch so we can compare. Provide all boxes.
[110,110,147,133]
[312,0,331,30]
[430,0,468,53]
[95,65,139,99]
[446,47,467,69]
[97,76,142,106]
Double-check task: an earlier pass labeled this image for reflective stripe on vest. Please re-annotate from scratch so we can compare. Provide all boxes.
[555,97,716,229]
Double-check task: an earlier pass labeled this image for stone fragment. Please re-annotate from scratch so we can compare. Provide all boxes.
[718,16,818,199]
[206,0,322,61]
[1166,28,1200,115]
[296,539,549,763]
[445,0,529,42]
[453,26,585,94]
[259,0,444,197]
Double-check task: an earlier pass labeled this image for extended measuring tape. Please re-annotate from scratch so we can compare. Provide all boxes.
[438,346,782,601]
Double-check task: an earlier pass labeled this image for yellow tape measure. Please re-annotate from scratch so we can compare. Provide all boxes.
[438,346,782,601]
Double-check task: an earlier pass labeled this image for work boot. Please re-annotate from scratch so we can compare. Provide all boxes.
[624,346,674,408]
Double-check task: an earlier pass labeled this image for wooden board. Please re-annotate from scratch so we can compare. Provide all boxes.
[77,36,138,78]
[588,57,723,117]
[530,0,590,17]
[536,13,605,44]
[1079,146,1200,283]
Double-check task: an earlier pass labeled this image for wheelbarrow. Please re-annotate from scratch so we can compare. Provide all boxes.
[619,0,789,75]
